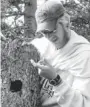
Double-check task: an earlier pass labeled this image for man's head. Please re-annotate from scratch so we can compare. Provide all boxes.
[35,0,70,49]
[35,0,65,32]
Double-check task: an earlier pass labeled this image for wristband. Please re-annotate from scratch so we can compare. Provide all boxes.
[49,75,62,86]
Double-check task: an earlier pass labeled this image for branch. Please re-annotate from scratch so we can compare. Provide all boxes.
[1,12,24,18]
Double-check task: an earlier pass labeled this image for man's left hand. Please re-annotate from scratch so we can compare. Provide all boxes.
[30,59,57,80]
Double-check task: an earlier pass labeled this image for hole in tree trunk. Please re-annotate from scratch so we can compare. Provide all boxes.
[10,80,22,92]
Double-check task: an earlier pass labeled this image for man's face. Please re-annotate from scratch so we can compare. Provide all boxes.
[37,14,69,49]
[40,20,65,49]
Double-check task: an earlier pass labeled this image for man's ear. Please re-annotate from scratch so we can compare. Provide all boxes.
[64,13,71,28]
[57,12,71,29]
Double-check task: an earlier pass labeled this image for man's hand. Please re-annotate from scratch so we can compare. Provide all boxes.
[30,59,57,80]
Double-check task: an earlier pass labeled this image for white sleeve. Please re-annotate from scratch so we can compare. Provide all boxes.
[53,51,90,107]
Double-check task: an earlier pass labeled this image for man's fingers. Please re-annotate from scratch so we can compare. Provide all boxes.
[30,59,48,70]
[36,63,48,69]
[30,59,37,67]
[44,59,53,68]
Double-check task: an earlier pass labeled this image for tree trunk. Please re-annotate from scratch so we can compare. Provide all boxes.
[1,39,41,107]
[1,0,41,107]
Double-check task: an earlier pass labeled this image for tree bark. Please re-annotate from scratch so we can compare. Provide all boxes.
[1,0,41,107]
[1,39,41,107]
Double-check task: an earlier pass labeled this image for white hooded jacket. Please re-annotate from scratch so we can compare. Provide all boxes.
[31,30,90,107]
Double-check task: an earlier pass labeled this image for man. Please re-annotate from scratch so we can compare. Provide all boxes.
[31,0,90,107]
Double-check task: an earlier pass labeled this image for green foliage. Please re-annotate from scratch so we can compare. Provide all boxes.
[8,0,21,5]
[1,0,10,12]
[64,1,90,40]
[1,0,24,40]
